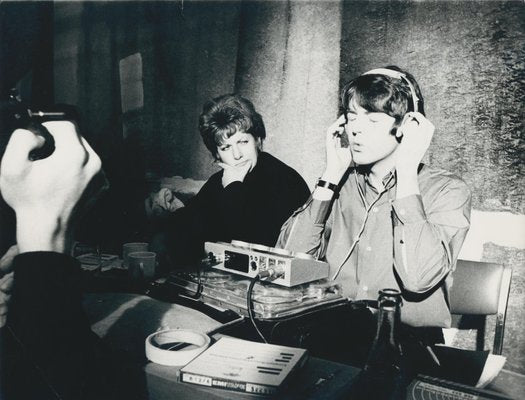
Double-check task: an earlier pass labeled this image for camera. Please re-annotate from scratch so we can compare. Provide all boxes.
[0,89,76,161]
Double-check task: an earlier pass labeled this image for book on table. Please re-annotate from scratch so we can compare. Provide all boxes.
[179,337,309,395]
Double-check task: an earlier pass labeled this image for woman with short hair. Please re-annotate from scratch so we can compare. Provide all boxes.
[152,94,310,268]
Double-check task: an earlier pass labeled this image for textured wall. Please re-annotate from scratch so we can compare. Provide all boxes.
[339,0,525,374]
[340,0,524,214]
[234,0,342,186]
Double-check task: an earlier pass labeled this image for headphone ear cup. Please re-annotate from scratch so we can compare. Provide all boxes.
[390,127,403,143]
[390,120,403,140]
[392,118,410,143]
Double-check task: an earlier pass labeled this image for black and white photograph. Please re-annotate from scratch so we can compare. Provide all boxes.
[0,0,524,399]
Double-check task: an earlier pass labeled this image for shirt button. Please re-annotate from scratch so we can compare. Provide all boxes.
[362,286,368,292]
[372,207,378,213]
[366,246,372,251]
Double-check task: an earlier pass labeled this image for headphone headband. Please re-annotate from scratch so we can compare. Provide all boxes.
[362,68,420,112]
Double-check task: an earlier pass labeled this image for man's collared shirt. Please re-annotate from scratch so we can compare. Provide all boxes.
[277,165,471,327]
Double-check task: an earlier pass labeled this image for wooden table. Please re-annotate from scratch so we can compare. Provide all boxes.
[83,292,523,399]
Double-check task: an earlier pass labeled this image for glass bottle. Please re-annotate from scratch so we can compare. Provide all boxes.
[344,288,408,400]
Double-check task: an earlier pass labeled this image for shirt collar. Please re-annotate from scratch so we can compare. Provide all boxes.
[357,166,397,192]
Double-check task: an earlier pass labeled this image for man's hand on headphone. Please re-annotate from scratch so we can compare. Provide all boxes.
[395,112,434,173]
[323,114,353,184]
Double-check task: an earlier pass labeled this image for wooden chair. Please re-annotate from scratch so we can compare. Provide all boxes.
[448,260,512,355]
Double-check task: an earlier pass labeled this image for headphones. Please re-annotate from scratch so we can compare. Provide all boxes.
[362,68,421,113]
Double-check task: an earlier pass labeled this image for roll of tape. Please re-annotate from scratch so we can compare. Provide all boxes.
[145,329,211,366]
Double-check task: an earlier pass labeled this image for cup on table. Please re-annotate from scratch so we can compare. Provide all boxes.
[122,242,149,269]
[128,251,157,281]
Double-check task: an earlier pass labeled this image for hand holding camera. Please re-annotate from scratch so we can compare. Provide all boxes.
[395,111,435,173]
[0,121,101,253]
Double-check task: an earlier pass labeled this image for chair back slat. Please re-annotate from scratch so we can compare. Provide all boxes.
[448,260,512,355]
[493,266,512,355]
[449,260,503,315]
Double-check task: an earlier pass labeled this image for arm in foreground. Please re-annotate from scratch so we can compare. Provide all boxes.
[0,122,138,399]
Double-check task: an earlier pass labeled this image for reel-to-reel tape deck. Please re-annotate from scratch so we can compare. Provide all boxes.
[204,240,330,287]
[162,241,343,319]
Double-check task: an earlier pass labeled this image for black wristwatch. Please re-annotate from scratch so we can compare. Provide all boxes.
[316,178,339,194]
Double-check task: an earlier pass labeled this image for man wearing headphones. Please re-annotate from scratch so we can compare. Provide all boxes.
[278,66,471,347]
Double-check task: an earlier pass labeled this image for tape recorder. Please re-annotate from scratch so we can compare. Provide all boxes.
[165,269,344,320]
[155,241,342,321]
[204,240,329,287]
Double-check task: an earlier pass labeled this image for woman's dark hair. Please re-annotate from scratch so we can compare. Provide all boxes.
[198,94,266,159]
[340,66,425,136]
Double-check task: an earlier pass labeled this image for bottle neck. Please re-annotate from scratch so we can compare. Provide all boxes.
[361,290,404,378]
[374,305,399,346]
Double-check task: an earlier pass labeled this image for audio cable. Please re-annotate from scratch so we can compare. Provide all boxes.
[247,269,281,344]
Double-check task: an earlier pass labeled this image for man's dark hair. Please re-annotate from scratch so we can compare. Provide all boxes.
[340,66,425,136]
[199,94,266,160]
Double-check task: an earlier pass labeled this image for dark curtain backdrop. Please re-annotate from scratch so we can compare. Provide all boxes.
[53,0,340,184]
[54,1,239,180]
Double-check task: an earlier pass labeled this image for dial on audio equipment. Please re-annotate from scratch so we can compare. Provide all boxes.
[204,241,329,287]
